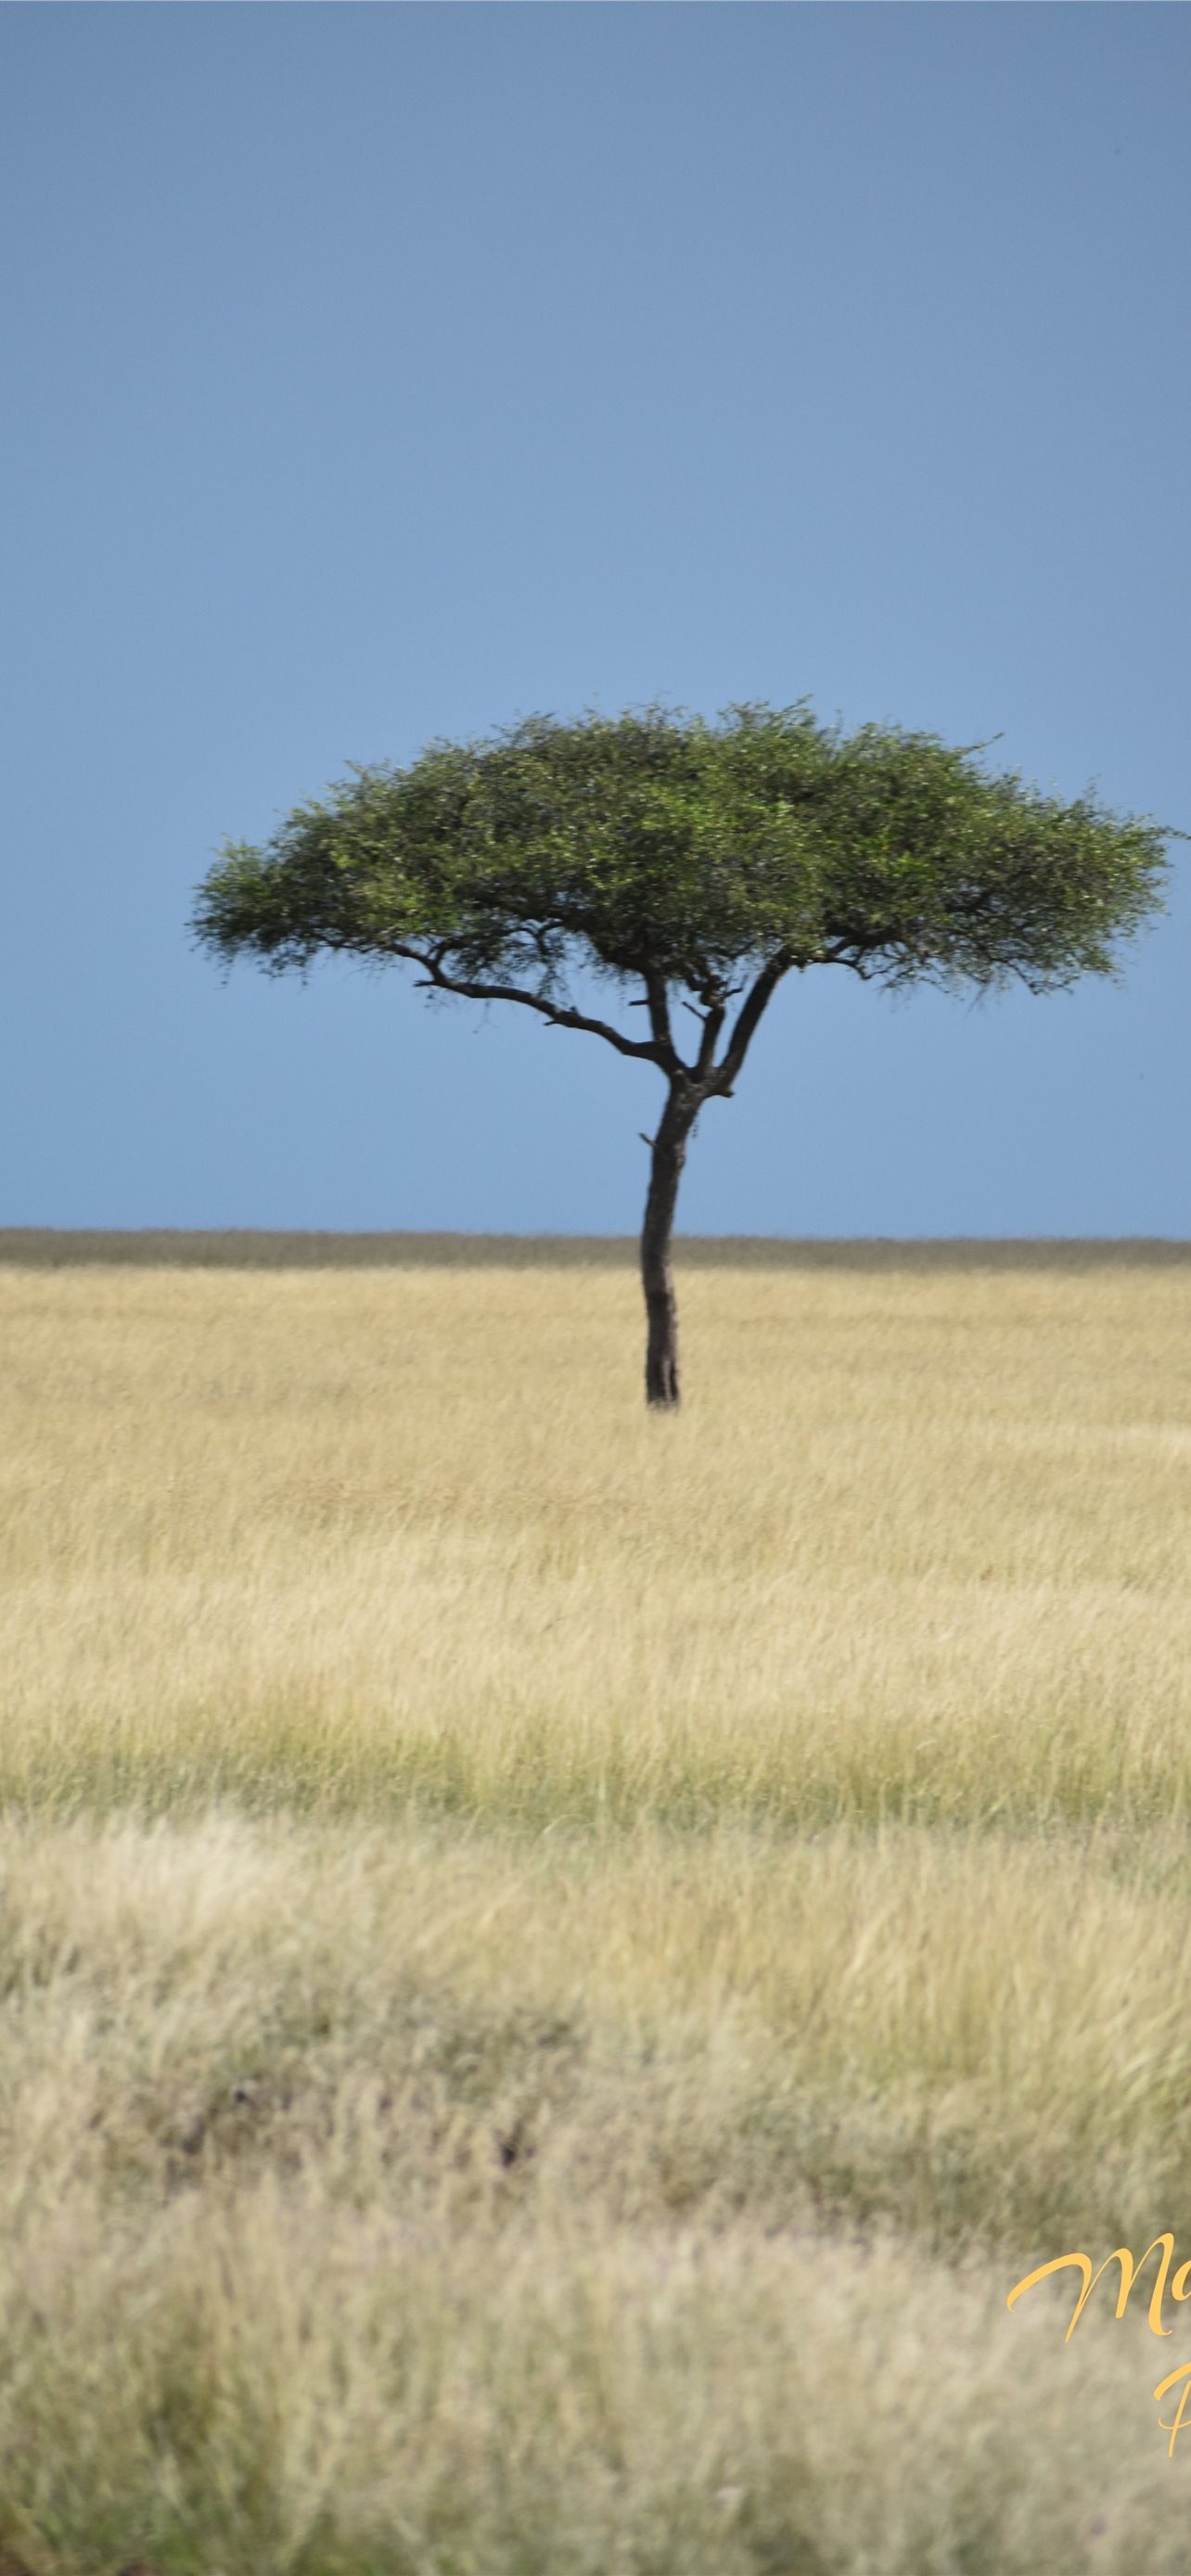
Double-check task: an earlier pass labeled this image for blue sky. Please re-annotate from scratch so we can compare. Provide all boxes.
[3,3,1187,1237]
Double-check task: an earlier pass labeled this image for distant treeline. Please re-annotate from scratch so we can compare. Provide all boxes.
[2,1231,1189,1270]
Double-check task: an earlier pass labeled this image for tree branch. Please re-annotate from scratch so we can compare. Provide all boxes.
[707,950,793,1095]
[392,945,661,1064]
[643,969,682,1078]
[693,996,726,1080]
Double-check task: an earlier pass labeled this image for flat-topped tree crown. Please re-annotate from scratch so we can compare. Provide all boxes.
[193,702,1172,1405]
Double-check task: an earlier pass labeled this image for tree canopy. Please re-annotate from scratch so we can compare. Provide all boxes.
[193,701,1172,1403]
[195,701,1166,1022]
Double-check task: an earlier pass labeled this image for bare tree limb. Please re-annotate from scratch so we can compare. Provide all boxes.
[707,950,794,1095]
[394,945,661,1064]
[643,969,682,1078]
[693,996,727,1081]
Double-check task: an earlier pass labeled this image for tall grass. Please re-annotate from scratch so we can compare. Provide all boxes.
[3,1254,1189,1828]
[2,1244,1190,2571]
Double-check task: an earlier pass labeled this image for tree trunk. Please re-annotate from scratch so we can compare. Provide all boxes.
[641,1083,699,1409]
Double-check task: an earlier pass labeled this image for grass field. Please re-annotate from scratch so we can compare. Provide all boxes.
[3,1237,1191,2574]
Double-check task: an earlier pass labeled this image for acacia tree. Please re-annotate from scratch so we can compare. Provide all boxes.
[192,703,1169,1407]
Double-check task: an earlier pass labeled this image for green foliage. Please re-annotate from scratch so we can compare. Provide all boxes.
[193,703,1171,1023]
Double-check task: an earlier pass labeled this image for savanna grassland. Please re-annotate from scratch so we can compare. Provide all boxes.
[3,1234,1191,2576]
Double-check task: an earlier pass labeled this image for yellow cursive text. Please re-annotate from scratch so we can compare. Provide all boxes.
[1006,2235,1191,2342]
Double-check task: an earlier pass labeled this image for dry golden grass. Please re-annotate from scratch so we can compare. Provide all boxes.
[4,1249,1190,1827]
[2,1242,1191,2571]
